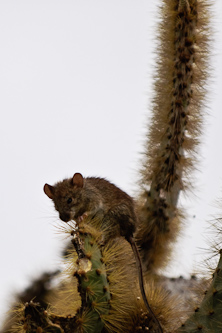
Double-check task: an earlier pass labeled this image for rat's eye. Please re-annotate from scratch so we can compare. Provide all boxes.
[67,197,72,204]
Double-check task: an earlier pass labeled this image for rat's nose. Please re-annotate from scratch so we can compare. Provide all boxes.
[59,212,71,222]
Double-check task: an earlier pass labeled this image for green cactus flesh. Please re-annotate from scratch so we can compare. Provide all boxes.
[74,230,111,333]
[178,251,222,332]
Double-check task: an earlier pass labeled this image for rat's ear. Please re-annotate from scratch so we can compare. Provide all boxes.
[44,184,55,199]
[72,173,84,188]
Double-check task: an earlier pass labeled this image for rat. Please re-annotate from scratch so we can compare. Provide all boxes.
[44,173,163,332]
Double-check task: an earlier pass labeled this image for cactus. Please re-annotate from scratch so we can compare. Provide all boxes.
[178,251,222,332]
[136,0,209,272]
[69,225,111,333]
[3,0,222,332]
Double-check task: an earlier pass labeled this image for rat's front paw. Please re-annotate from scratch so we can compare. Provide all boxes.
[77,212,88,223]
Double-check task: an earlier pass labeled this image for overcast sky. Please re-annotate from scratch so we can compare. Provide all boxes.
[0,0,222,327]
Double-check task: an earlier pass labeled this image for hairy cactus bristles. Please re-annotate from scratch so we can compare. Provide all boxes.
[68,222,139,333]
[9,221,176,332]
[136,0,210,272]
[7,301,63,333]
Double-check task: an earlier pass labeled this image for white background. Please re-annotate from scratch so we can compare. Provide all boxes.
[0,0,222,327]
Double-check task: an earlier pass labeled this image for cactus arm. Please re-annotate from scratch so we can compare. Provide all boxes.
[136,0,210,272]
[72,229,111,333]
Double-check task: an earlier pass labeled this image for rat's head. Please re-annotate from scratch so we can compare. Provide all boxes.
[44,173,85,222]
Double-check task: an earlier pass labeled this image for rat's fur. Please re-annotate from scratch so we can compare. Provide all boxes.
[44,173,136,241]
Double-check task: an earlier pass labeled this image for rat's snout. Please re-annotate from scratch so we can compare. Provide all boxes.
[59,212,71,222]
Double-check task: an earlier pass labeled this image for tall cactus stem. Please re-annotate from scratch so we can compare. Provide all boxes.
[137,0,210,272]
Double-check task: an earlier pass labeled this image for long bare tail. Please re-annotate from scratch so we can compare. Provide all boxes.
[129,237,163,333]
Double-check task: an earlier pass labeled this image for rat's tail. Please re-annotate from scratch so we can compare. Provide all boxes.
[129,236,163,333]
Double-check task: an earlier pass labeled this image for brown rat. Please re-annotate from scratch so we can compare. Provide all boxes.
[44,173,162,332]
